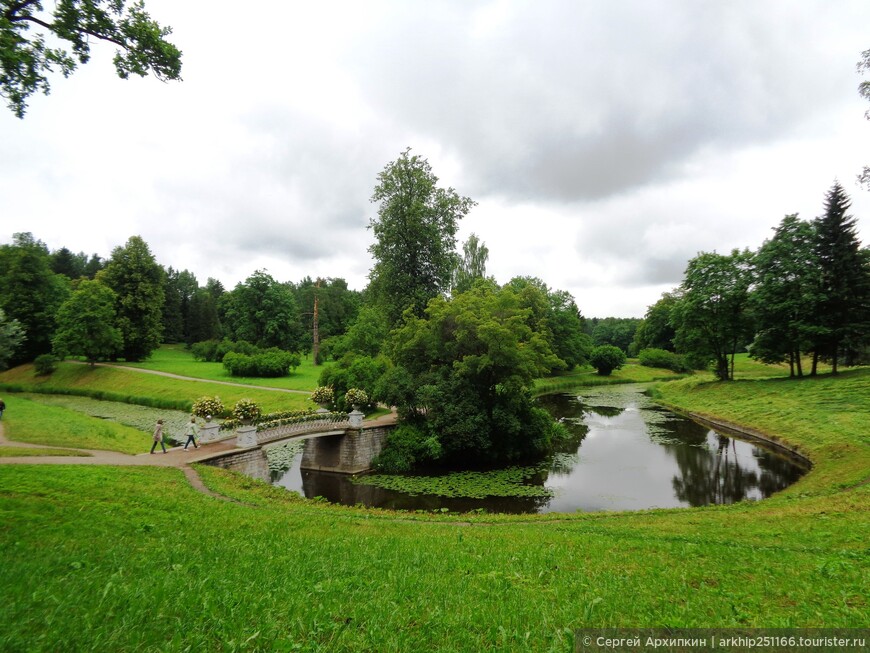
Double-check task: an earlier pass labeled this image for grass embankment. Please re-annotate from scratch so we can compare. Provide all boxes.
[0,395,150,454]
[0,360,313,413]
[120,344,329,392]
[0,367,868,650]
[0,446,89,457]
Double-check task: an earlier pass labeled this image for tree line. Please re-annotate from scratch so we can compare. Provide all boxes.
[633,181,870,380]
[0,233,362,369]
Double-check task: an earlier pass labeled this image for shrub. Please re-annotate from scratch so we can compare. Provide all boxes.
[318,353,388,410]
[222,349,301,378]
[191,395,225,419]
[637,348,692,373]
[33,354,58,376]
[190,339,220,362]
[590,345,627,376]
[372,424,442,473]
[232,399,261,424]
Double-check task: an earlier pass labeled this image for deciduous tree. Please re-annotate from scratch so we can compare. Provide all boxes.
[0,232,68,363]
[100,235,164,361]
[52,279,121,364]
[672,249,755,381]
[749,214,817,376]
[368,149,475,327]
[1,0,182,117]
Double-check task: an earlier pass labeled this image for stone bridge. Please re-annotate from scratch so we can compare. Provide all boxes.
[199,411,396,478]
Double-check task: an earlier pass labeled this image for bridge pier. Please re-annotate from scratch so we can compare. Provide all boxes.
[299,425,391,474]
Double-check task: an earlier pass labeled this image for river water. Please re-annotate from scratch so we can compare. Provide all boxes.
[270,384,808,513]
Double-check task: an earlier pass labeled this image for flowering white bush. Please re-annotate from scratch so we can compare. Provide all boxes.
[191,396,225,419]
[311,386,334,405]
[232,398,261,423]
[344,388,368,408]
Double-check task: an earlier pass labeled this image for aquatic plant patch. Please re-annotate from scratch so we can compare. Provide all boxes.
[264,440,304,474]
[352,466,555,499]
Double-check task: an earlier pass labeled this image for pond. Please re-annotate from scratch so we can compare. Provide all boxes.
[269,384,809,513]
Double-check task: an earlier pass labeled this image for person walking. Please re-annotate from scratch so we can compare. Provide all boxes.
[0,397,5,420]
[183,417,199,450]
[151,419,167,454]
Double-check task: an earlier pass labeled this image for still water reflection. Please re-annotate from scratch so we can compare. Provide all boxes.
[271,385,808,513]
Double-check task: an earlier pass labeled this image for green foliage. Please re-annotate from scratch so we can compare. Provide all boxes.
[0,232,69,363]
[504,277,589,372]
[32,353,57,376]
[749,214,818,376]
[51,278,122,364]
[222,349,301,378]
[318,353,388,410]
[371,424,441,473]
[321,304,389,360]
[810,182,870,373]
[369,148,476,327]
[588,316,641,353]
[672,249,755,381]
[0,308,25,370]
[160,267,198,344]
[451,233,490,294]
[221,270,304,351]
[637,348,691,373]
[100,235,165,362]
[1,0,182,118]
[382,283,564,465]
[631,291,678,354]
[589,344,627,376]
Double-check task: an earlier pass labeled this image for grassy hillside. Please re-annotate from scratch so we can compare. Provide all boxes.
[120,344,329,391]
[0,360,313,413]
[0,366,867,650]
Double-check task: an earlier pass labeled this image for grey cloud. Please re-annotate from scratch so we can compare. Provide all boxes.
[340,0,851,204]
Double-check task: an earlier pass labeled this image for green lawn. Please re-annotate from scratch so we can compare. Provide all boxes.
[0,365,867,650]
[0,446,90,457]
[0,395,150,454]
[0,360,313,413]
[120,344,330,391]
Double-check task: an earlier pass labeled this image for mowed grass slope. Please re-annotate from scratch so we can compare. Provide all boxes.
[0,360,313,413]
[120,344,329,391]
[0,367,868,650]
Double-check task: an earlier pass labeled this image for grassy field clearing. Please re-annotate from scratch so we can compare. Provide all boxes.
[120,344,329,391]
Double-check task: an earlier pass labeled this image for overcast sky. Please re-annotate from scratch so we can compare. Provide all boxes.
[3,0,869,317]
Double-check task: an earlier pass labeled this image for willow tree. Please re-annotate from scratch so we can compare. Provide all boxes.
[368,149,476,328]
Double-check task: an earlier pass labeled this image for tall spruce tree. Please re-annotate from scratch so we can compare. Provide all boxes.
[810,182,870,373]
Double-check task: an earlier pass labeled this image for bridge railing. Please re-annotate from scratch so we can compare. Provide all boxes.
[255,411,351,445]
